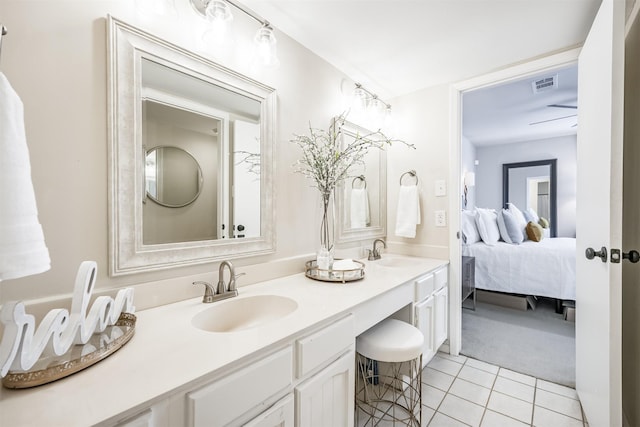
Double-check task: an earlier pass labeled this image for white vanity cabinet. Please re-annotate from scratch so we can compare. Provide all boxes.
[413,266,448,366]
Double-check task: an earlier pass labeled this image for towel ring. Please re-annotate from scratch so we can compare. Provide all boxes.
[352,175,367,189]
[400,170,418,186]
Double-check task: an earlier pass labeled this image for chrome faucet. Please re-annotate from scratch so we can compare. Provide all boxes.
[368,239,387,261]
[192,260,243,303]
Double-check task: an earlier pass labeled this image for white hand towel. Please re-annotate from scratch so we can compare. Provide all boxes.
[332,259,360,271]
[350,187,370,229]
[395,185,421,238]
[0,72,50,280]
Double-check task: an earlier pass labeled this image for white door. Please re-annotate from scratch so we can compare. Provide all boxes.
[575,0,625,425]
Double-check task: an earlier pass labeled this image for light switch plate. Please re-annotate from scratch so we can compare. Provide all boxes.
[435,210,447,227]
[435,180,446,196]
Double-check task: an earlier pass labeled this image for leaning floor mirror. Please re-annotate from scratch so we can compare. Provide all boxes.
[108,16,276,275]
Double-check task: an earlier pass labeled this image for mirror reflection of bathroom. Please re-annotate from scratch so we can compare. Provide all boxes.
[527,176,550,220]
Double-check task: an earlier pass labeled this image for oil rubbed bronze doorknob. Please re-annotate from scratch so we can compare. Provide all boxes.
[623,250,640,263]
[585,246,608,262]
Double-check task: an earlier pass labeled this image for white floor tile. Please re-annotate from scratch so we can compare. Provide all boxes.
[497,368,536,387]
[533,406,584,427]
[465,358,500,374]
[481,410,529,427]
[493,376,535,403]
[437,352,468,364]
[422,406,436,427]
[487,391,533,424]
[428,355,464,376]
[536,379,579,400]
[423,384,446,410]
[449,378,491,407]
[429,412,471,427]
[438,394,485,427]
[423,367,455,392]
[457,365,497,389]
[534,389,582,420]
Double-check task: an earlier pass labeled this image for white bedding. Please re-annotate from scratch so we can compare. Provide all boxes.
[461,237,576,300]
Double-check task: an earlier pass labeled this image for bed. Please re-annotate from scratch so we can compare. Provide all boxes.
[461,237,576,300]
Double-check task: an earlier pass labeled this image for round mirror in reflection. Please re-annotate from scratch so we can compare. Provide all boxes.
[145,146,203,208]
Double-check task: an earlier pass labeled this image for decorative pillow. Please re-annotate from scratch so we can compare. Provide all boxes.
[507,203,528,240]
[498,209,524,244]
[527,207,540,223]
[538,217,550,229]
[526,221,544,242]
[523,210,534,222]
[461,210,481,245]
[475,208,500,245]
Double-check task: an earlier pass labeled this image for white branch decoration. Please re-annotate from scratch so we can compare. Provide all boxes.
[0,261,135,377]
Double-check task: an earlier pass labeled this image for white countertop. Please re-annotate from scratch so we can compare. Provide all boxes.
[0,255,447,426]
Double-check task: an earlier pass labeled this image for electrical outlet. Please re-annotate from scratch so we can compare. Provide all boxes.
[435,180,446,196]
[435,210,447,227]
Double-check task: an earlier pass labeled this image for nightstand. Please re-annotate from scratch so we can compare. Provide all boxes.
[462,256,476,310]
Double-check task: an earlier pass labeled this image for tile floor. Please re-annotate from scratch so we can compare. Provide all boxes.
[421,352,587,427]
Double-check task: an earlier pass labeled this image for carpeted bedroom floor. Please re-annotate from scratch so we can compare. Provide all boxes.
[461,297,576,388]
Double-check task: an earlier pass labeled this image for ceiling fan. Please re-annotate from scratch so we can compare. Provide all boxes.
[529,102,578,127]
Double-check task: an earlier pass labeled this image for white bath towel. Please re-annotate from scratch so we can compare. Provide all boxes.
[350,187,370,229]
[395,185,421,238]
[0,72,50,280]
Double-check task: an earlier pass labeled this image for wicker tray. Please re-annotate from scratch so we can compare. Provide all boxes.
[305,259,365,283]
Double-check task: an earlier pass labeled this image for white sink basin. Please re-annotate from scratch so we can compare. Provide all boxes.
[191,295,298,333]
[372,256,416,268]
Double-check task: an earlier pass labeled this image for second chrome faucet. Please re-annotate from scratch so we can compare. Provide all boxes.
[193,260,244,303]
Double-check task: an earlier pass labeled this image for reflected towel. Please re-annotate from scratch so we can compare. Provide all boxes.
[395,185,421,238]
[0,72,50,280]
[350,187,370,229]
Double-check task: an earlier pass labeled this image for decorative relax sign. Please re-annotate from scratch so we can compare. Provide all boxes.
[0,261,135,379]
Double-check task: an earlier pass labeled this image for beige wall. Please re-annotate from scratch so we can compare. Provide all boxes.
[0,0,451,307]
[0,0,361,303]
[386,84,451,259]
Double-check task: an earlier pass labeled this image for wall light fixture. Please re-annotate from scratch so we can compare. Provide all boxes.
[351,83,393,132]
[190,0,279,67]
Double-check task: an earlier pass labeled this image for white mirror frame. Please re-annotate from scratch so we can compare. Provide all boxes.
[107,16,276,276]
[335,120,387,244]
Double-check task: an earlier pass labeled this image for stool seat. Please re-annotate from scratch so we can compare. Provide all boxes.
[356,319,424,363]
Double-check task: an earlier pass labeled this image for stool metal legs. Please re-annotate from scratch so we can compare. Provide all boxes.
[355,353,422,426]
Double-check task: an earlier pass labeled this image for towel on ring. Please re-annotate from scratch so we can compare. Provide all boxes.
[0,72,50,281]
[395,185,421,238]
[350,187,370,229]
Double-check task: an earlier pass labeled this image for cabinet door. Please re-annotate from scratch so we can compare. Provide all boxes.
[244,394,294,427]
[295,349,355,427]
[414,296,436,365]
[434,286,449,349]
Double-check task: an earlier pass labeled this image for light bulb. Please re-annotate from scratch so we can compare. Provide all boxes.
[205,0,233,22]
[254,24,279,67]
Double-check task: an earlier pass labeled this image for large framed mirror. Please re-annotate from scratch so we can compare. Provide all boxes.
[502,159,557,237]
[335,120,387,244]
[108,16,275,275]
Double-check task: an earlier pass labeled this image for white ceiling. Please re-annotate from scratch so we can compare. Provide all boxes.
[242,0,601,100]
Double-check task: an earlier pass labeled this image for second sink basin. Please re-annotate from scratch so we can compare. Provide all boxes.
[192,295,298,333]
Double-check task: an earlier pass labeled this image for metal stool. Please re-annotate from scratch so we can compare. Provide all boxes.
[355,319,424,426]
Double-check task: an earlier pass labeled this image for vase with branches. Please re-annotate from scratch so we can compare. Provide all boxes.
[291,114,414,263]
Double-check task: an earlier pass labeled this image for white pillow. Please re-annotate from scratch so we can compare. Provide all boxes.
[498,209,524,244]
[475,208,500,245]
[507,203,528,240]
[527,207,540,223]
[461,210,481,245]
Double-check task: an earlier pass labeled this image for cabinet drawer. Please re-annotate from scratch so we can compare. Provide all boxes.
[187,346,293,427]
[414,273,435,302]
[296,315,354,378]
[434,267,448,291]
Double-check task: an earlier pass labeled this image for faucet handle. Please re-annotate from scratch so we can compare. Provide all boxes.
[229,272,246,291]
[193,281,215,303]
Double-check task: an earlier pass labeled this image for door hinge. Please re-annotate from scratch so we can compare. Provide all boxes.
[611,249,621,263]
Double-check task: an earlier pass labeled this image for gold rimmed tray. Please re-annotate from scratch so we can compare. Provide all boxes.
[2,313,136,389]
[305,259,365,283]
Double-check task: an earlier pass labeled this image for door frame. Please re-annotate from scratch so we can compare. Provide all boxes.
[447,48,580,356]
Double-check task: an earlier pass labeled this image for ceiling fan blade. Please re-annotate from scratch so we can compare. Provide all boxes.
[529,114,578,126]
[547,104,578,109]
